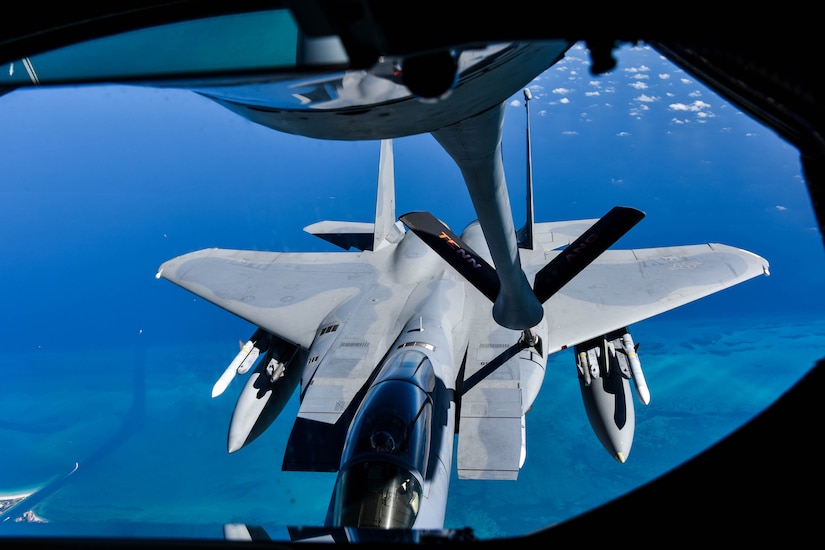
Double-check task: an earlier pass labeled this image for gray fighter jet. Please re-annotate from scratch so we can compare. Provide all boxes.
[156,94,769,531]
[7,18,769,531]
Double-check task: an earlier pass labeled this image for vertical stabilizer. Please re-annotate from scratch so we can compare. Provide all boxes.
[517,88,535,250]
[373,139,399,251]
[303,139,403,251]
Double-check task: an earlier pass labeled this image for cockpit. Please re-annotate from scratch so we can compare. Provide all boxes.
[332,350,435,529]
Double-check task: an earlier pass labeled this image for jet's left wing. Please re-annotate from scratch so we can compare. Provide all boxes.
[157,248,378,349]
[523,241,771,353]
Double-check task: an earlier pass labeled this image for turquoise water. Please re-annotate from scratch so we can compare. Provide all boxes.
[1,313,819,539]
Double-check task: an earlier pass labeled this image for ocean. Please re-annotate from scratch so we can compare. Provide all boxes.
[1,312,820,539]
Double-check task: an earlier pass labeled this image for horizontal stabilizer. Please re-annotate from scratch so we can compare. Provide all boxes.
[302,140,404,251]
[400,211,500,302]
[533,206,645,302]
[303,220,377,251]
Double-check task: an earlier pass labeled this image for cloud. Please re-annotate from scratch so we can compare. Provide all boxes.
[562,130,578,135]
[552,87,573,95]
[669,100,711,112]
[658,73,671,80]
[635,94,657,103]
[559,97,570,104]
[624,64,651,74]
[616,131,631,137]
[630,81,648,90]
[776,205,788,211]
[629,104,650,116]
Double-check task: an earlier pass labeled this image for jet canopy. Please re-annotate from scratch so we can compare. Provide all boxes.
[332,350,436,528]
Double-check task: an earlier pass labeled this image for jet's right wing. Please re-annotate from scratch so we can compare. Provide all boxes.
[157,248,379,349]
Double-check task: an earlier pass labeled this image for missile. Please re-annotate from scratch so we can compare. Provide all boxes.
[622,332,650,405]
[227,339,303,453]
[575,336,635,463]
[212,328,269,398]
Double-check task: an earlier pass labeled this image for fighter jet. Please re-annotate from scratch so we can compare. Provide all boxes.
[4,9,769,531]
[0,2,819,545]
[156,93,769,531]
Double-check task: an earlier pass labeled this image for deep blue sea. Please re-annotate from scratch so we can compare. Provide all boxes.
[1,42,822,540]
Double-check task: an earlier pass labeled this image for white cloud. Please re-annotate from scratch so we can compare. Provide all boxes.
[630,81,648,90]
[562,130,578,135]
[585,91,600,97]
[658,73,671,80]
[688,90,702,97]
[635,94,657,103]
[624,64,651,74]
[559,97,570,104]
[776,205,788,211]
[617,131,631,137]
[552,87,573,95]
[669,100,711,112]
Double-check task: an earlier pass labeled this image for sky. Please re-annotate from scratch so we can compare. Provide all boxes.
[0,41,822,540]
